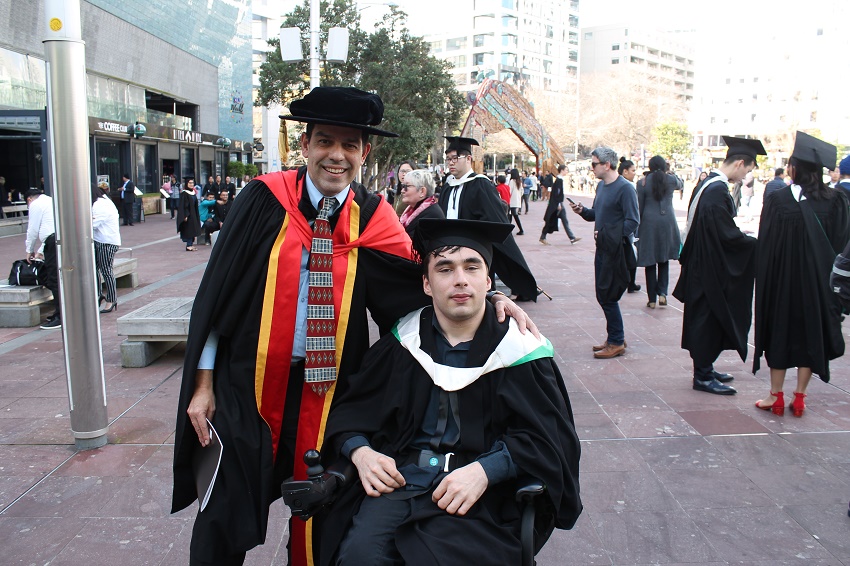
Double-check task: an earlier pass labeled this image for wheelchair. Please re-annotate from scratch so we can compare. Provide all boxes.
[282,450,549,566]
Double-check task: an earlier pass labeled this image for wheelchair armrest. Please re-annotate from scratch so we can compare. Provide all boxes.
[515,477,546,504]
[280,451,355,521]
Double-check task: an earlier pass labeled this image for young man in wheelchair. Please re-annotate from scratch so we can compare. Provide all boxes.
[310,219,582,565]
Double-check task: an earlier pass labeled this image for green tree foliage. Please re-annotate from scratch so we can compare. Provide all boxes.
[226,160,246,180]
[649,121,692,160]
[256,3,464,188]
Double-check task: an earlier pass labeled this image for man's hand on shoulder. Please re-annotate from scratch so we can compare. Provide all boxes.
[187,369,215,446]
[491,293,541,339]
[351,446,406,497]
[432,461,489,516]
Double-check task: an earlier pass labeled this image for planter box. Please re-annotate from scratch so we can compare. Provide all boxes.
[142,196,161,214]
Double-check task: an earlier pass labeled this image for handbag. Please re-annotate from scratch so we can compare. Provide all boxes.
[8,259,41,286]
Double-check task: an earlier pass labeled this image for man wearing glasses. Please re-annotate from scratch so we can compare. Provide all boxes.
[438,136,539,301]
[569,147,640,359]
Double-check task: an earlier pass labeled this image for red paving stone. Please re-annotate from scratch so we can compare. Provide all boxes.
[1,198,849,564]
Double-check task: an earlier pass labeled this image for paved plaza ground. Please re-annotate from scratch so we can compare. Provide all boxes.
[0,187,848,565]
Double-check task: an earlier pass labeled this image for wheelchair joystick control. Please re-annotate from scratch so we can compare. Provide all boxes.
[304,449,324,478]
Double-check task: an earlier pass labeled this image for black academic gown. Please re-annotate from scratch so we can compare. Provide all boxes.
[171,170,428,560]
[176,190,201,240]
[320,305,582,566]
[673,176,757,367]
[542,178,565,234]
[439,175,538,299]
[753,187,850,380]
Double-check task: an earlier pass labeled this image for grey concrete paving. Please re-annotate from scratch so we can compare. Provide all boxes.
[0,194,848,565]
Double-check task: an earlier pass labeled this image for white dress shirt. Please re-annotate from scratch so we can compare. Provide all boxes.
[25,194,55,254]
[92,196,122,246]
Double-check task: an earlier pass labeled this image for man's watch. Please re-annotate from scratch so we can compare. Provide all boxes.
[486,290,506,300]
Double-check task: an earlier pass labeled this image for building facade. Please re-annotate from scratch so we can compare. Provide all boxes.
[425,0,580,96]
[580,24,695,113]
[0,0,252,196]
[689,4,850,166]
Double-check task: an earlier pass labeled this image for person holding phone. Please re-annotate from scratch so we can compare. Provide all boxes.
[570,148,639,359]
[540,164,580,245]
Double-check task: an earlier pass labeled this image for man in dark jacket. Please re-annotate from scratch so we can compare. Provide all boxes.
[119,173,135,226]
[570,147,639,359]
[763,167,787,198]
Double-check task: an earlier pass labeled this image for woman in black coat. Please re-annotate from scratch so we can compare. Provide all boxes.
[177,179,202,251]
[636,156,681,308]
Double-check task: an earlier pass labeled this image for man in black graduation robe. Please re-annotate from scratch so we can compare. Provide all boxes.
[673,136,766,395]
[319,219,581,565]
[439,136,539,300]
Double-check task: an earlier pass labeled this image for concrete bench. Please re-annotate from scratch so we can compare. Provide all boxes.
[113,257,139,288]
[0,257,137,327]
[0,216,28,237]
[0,282,53,327]
[117,297,193,367]
[2,204,28,218]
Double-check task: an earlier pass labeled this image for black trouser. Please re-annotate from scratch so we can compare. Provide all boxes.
[122,201,133,224]
[42,234,60,319]
[521,193,530,213]
[509,207,523,232]
[189,362,303,566]
[539,208,575,240]
[204,218,220,241]
[644,262,669,301]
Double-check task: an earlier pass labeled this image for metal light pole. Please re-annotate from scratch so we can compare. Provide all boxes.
[309,0,321,88]
[43,0,109,450]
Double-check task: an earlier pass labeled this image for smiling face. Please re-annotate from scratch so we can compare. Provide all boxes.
[423,247,490,324]
[301,125,371,196]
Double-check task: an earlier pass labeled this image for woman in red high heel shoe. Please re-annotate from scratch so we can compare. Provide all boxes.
[753,133,850,417]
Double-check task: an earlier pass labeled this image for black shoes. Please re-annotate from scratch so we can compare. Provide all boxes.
[693,378,737,395]
[40,316,62,330]
[712,371,734,383]
[627,284,642,293]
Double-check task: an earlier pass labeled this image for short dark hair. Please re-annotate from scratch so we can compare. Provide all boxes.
[122,173,130,179]
[497,175,506,184]
[25,188,42,200]
[775,167,784,176]
[305,122,370,147]
[557,164,567,174]
[723,154,756,167]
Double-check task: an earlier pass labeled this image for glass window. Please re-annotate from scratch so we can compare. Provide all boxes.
[545,25,553,39]
[473,53,487,66]
[501,0,516,8]
[502,16,517,29]
[612,44,620,51]
[569,15,578,28]
[583,32,592,40]
[134,143,156,194]
[182,147,197,183]
[569,50,578,62]
[612,58,619,65]
[473,34,492,47]
[501,53,517,67]
[446,37,467,51]
[95,140,126,190]
[502,34,517,48]
[0,48,47,110]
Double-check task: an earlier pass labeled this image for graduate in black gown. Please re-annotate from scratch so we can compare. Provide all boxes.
[438,136,539,301]
[673,137,766,395]
[320,219,581,565]
[753,132,850,417]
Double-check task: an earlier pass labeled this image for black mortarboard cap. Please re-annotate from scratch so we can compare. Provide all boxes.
[721,136,767,161]
[445,136,480,155]
[790,131,837,170]
[413,219,513,268]
[280,87,399,137]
